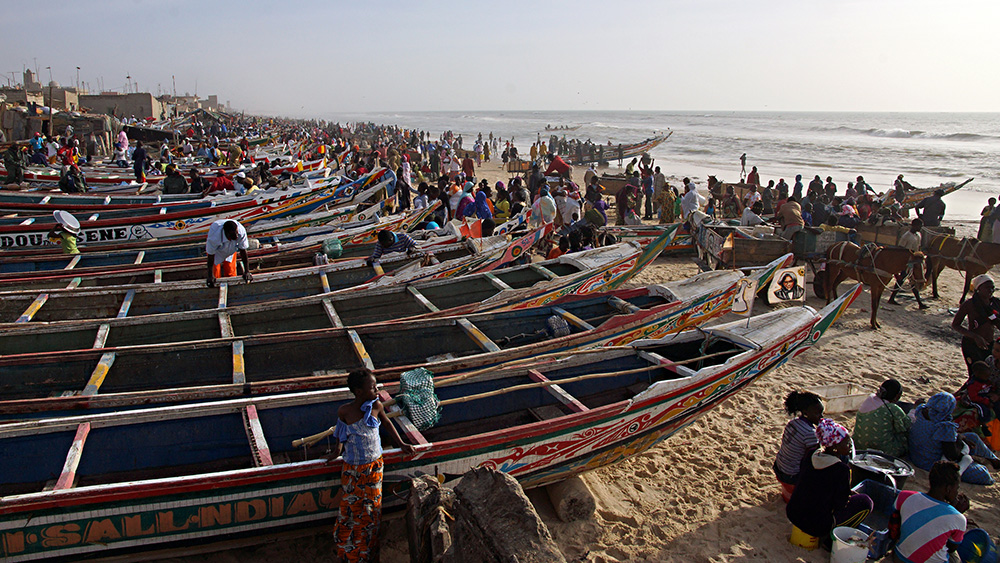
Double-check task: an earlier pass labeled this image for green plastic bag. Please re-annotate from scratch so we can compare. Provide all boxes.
[322,238,343,259]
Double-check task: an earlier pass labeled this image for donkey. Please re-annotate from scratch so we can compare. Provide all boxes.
[824,242,915,329]
[924,234,1000,303]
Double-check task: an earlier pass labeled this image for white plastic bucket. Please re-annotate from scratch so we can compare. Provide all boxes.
[831,527,869,563]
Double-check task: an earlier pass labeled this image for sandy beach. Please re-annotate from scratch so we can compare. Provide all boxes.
[168,159,998,563]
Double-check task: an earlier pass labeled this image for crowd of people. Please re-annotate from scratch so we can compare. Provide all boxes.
[774,311,1000,562]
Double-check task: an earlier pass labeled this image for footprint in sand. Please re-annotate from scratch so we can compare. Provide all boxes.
[598,509,641,528]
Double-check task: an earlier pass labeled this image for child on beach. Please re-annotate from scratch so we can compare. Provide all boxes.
[774,391,824,502]
[329,369,414,562]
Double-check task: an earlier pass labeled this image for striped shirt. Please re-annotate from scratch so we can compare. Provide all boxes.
[775,417,819,478]
[369,232,417,262]
[894,491,965,563]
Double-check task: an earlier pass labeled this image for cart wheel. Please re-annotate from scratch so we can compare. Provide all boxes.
[813,270,827,300]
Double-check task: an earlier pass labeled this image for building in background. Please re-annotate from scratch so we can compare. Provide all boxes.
[79,92,163,121]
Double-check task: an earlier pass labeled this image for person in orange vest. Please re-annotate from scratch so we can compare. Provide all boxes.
[205,219,252,287]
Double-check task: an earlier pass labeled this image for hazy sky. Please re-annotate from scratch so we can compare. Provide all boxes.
[2,0,997,117]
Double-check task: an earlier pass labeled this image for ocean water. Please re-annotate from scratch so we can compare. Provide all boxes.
[327,111,1000,221]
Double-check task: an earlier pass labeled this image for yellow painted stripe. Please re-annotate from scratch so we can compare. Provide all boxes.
[82,352,116,396]
[16,294,49,323]
[233,341,246,384]
[347,330,375,370]
[552,307,595,331]
[457,318,501,352]
[320,272,331,293]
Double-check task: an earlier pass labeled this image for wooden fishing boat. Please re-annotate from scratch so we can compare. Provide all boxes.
[0,175,335,214]
[0,255,789,416]
[0,226,550,320]
[0,190,196,209]
[0,201,436,279]
[695,223,792,271]
[0,285,860,561]
[0,168,391,251]
[0,157,328,187]
[0,197,394,259]
[0,238,485,319]
[877,178,973,209]
[0,241,653,351]
[602,223,694,255]
[561,132,671,166]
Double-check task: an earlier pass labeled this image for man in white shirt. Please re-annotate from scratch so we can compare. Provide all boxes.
[741,201,765,227]
[205,219,252,287]
[744,184,761,208]
[888,218,928,309]
[681,178,706,222]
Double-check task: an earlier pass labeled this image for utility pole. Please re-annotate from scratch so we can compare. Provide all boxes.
[172,75,176,97]
[76,67,80,91]
[46,66,53,136]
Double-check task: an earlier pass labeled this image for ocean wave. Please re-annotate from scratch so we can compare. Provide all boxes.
[821,125,998,142]
[588,122,625,129]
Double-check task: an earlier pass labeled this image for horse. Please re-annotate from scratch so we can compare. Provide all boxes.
[924,234,1000,303]
[823,241,915,329]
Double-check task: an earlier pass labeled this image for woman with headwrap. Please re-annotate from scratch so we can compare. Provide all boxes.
[952,274,1000,374]
[530,186,557,227]
[465,191,493,220]
[493,182,510,220]
[786,419,873,546]
[853,379,912,458]
[908,392,1000,485]
[455,184,475,220]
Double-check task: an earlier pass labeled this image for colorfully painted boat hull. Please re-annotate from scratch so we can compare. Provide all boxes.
[0,286,861,561]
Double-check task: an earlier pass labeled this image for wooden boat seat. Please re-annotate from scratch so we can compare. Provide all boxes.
[639,350,697,378]
[529,264,558,280]
[242,405,273,467]
[457,318,501,352]
[552,307,595,331]
[528,369,589,413]
[608,296,641,314]
[379,390,428,445]
[483,272,512,291]
[407,285,439,312]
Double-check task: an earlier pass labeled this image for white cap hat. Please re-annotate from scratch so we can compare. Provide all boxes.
[236,172,246,179]
[973,274,994,291]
